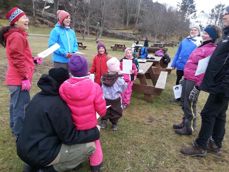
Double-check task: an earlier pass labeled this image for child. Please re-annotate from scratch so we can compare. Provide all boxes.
[101,57,127,131]
[173,25,220,135]
[59,55,106,172]
[90,43,108,85]
[120,48,138,108]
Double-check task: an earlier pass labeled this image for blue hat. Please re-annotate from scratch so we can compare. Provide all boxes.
[68,54,88,77]
[204,25,219,41]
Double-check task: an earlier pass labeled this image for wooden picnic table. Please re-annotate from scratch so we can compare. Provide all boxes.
[111,44,126,51]
[133,61,168,101]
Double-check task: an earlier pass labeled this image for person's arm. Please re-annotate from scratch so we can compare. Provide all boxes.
[171,41,183,68]
[94,85,106,117]
[72,30,78,52]
[90,56,96,73]
[8,34,30,80]
[49,98,99,145]
[48,28,68,57]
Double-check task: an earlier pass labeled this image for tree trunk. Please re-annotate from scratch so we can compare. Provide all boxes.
[135,0,142,27]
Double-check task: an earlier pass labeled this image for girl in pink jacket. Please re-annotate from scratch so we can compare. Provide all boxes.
[59,55,106,172]
[120,48,138,109]
[173,25,220,136]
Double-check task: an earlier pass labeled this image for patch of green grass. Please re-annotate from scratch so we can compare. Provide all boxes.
[0,28,229,172]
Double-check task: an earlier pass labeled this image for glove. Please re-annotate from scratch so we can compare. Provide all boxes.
[123,74,130,82]
[34,56,43,65]
[189,86,200,102]
[21,79,31,91]
[66,53,72,58]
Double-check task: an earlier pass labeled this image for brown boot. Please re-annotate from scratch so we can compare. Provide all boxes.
[207,138,222,156]
[180,143,207,157]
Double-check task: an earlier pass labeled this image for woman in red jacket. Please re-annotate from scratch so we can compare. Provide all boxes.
[0,7,42,137]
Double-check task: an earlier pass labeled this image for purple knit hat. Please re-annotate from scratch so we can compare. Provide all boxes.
[97,43,107,53]
[68,54,88,77]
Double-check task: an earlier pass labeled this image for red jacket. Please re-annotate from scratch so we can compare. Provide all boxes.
[90,53,108,85]
[4,28,35,85]
[59,77,106,130]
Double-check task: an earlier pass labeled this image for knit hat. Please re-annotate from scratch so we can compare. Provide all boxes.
[204,25,219,41]
[97,42,107,53]
[48,67,69,87]
[107,57,120,73]
[190,24,201,36]
[57,10,70,25]
[68,54,88,77]
[223,6,229,16]
[6,7,26,26]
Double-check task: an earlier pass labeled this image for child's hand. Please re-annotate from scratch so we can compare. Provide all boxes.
[130,70,135,74]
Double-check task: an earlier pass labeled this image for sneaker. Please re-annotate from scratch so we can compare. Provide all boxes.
[100,120,107,129]
[112,124,118,131]
[121,104,127,109]
[207,138,222,156]
[180,143,207,157]
[174,127,192,135]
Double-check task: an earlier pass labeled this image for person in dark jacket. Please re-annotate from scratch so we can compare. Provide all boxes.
[180,6,229,157]
[16,68,100,172]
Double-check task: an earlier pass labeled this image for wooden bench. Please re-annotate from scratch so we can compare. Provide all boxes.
[148,47,168,54]
[133,62,168,101]
[111,44,126,51]
[78,42,87,49]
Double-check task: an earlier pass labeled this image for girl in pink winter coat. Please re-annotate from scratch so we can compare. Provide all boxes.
[59,55,106,172]
[120,48,138,109]
[173,25,220,136]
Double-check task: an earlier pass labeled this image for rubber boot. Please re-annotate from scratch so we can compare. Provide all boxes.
[175,119,193,135]
[173,118,184,129]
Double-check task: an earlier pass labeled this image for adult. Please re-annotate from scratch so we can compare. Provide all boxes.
[171,25,202,88]
[173,25,220,135]
[0,7,42,137]
[48,10,78,70]
[180,6,229,157]
[16,68,100,172]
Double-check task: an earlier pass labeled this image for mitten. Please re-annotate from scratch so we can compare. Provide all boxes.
[66,53,72,58]
[21,79,31,91]
[34,56,43,65]
[123,74,130,82]
[189,86,200,102]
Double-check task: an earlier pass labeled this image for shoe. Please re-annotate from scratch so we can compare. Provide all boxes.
[207,138,222,156]
[91,163,102,172]
[180,143,207,157]
[112,124,118,131]
[40,166,57,172]
[173,121,184,129]
[23,164,38,172]
[175,127,192,135]
[121,104,127,109]
[100,120,107,129]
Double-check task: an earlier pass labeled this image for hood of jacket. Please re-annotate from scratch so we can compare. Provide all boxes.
[102,73,119,86]
[4,27,27,41]
[37,74,61,96]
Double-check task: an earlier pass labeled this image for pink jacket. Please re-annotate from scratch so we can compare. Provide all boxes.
[184,42,216,86]
[4,28,35,85]
[59,77,106,130]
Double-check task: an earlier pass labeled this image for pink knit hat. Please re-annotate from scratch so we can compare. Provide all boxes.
[57,10,70,25]
[6,7,26,26]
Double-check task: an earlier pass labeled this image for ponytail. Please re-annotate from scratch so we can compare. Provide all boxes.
[0,26,11,47]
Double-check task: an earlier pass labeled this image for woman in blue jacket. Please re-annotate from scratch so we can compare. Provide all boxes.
[48,10,78,69]
[171,26,202,86]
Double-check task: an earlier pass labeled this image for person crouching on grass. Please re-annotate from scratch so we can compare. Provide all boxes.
[100,57,127,131]
[59,55,106,172]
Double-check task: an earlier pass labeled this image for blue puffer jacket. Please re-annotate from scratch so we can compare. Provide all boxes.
[48,23,78,63]
[171,36,201,70]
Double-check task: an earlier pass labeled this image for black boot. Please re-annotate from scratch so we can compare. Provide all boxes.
[173,118,184,129]
[23,164,38,172]
[40,166,57,172]
[174,119,192,135]
[91,163,102,172]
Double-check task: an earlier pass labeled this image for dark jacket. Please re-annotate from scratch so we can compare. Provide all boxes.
[200,27,229,97]
[16,74,100,167]
[102,73,119,86]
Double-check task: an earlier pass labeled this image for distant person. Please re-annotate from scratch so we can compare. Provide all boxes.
[171,25,202,93]
[144,37,149,47]
[0,7,42,137]
[139,45,148,59]
[100,57,127,131]
[48,10,78,70]
[120,48,138,109]
[180,7,229,157]
[90,42,108,85]
[155,49,171,68]
[17,68,100,172]
[173,25,219,136]
[60,55,106,172]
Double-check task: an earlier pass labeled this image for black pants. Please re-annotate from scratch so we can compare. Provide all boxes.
[195,94,229,149]
[176,70,184,85]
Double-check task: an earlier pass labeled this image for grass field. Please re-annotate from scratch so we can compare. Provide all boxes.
[0,25,228,172]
